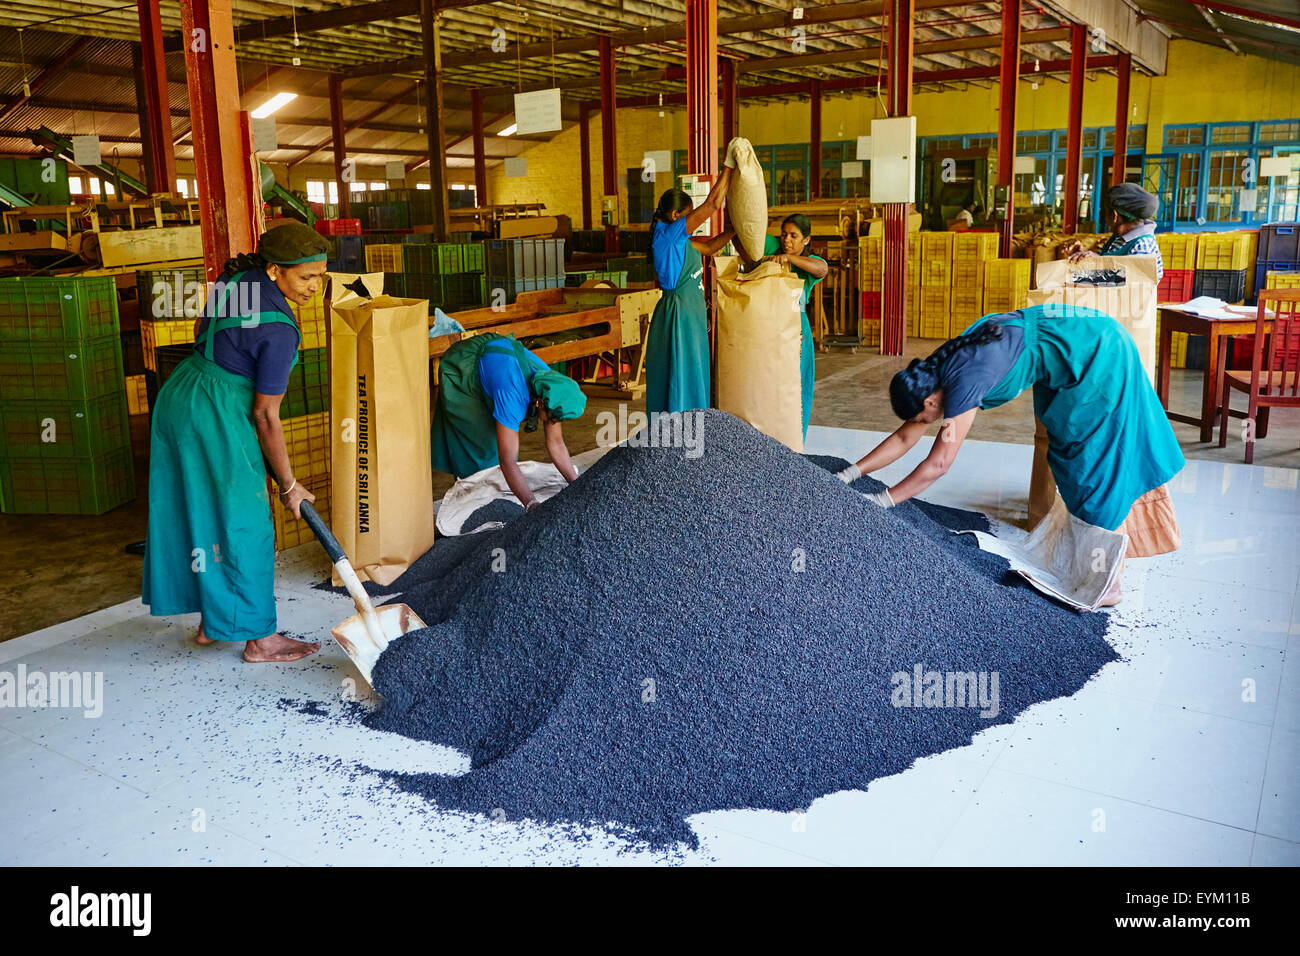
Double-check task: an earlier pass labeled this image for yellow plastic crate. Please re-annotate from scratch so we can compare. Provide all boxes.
[905,235,921,285]
[1196,232,1252,271]
[281,411,331,481]
[952,232,999,261]
[1266,271,1300,290]
[858,236,883,269]
[952,258,985,289]
[982,258,1031,291]
[918,315,948,338]
[1155,318,1189,369]
[951,286,982,315]
[983,288,1028,313]
[919,287,949,317]
[919,259,951,287]
[365,243,405,274]
[1155,233,1199,271]
[125,373,149,415]
[140,317,196,371]
[272,473,331,551]
[290,289,327,351]
[948,313,981,338]
[920,232,954,261]
[1240,230,1259,296]
[859,261,882,292]
[860,319,881,348]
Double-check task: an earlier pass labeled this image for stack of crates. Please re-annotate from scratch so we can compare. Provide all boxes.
[485,238,565,303]
[138,266,205,373]
[1254,223,1300,301]
[1154,314,1190,370]
[564,269,628,287]
[856,235,883,346]
[950,233,999,335]
[125,373,149,415]
[328,234,365,273]
[1193,232,1252,303]
[271,410,331,551]
[917,233,953,338]
[401,242,486,312]
[0,276,135,514]
[982,259,1031,315]
[605,255,656,284]
[364,243,405,275]
[1155,233,1198,303]
[315,218,361,237]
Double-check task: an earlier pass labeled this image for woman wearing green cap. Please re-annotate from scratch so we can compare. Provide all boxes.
[430,333,587,508]
[142,221,330,662]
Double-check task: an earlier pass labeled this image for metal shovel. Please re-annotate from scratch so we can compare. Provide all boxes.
[299,501,426,687]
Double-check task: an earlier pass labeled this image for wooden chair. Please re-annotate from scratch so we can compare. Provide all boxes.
[1218,289,1300,463]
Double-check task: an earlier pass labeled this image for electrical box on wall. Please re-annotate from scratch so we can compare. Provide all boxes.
[868,116,916,204]
[993,184,1011,220]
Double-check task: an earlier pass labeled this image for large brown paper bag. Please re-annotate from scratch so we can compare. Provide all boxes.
[330,290,435,585]
[715,257,806,452]
[1024,254,1159,528]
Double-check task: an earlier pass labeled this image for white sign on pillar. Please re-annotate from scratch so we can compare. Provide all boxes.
[251,118,278,152]
[855,135,872,161]
[71,135,101,167]
[513,88,562,135]
[385,161,405,181]
[505,157,528,178]
[842,161,864,179]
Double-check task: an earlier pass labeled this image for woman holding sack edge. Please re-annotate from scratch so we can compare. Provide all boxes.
[835,305,1183,606]
[143,222,329,662]
[645,137,745,414]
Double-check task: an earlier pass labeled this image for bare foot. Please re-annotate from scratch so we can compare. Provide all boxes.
[1099,579,1123,607]
[243,633,321,663]
[195,622,217,645]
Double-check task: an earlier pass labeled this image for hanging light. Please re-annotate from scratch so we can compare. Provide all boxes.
[251,92,297,118]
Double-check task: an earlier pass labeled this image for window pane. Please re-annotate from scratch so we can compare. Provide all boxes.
[1205,149,1247,221]
[1259,121,1300,143]
[775,146,805,163]
[1166,126,1204,146]
[1128,126,1145,147]
[1082,131,1098,149]
[776,167,805,203]
[1265,148,1300,221]
[369,181,386,190]
[1210,124,1251,144]
[68,177,83,194]
[328,181,338,203]
[306,180,325,202]
[1175,153,1200,221]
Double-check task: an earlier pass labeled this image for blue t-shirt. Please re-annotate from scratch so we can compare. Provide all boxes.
[938,318,1027,418]
[192,270,299,395]
[651,217,691,289]
[478,342,550,430]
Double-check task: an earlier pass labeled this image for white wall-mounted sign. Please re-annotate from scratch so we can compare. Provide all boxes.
[504,156,528,178]
[1239,188,1258,209]
[1259,156,1292,178]
[643,150,672,178]
[71,135,100,167]
[385,160,405,180]
[841,161,864,179]
[513,88,562,135]
[855,135,872,160]
[251,117,278,152]
[1013,155,1037,174]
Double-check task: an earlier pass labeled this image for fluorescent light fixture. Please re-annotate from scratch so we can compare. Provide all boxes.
[251,92,297,118]
[497,122,518,137]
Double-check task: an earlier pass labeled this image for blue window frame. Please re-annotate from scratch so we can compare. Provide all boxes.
[1162,119,1300,230]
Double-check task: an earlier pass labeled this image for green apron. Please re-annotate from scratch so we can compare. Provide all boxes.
[764,234,820,439]
[430,333,540,479]
[646,234,710,414]
[141,274,301,642]
[965,304,1184,530]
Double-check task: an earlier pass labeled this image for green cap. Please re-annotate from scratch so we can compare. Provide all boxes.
[258,221,331,266]
[532,370,587,421]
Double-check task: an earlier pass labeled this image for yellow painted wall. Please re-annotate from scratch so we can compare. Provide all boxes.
[491,38,1299,219]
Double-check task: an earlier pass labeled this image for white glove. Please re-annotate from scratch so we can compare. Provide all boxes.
[863,489,895,508]
[835,463,862,484]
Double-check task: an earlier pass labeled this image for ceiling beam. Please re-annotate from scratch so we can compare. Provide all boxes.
[1185,0,1300,31]
[0,36,94,126]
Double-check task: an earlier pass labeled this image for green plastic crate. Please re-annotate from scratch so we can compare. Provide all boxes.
[436,244,464,274]
[0,393,130,459]
[0,276,120,341]
[0,447,135,515]
[0,335,124,402]
[463,242,484,273]
[382,274,407,298]
[136,267,207,319]
[404,273,442,303]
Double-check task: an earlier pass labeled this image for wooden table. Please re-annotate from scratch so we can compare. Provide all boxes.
[1156,306,1273,443]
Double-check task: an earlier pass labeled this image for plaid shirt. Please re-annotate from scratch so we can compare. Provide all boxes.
[1101,222,1163,281]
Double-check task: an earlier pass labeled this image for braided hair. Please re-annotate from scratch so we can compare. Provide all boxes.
[219,251,267,281]
[889,320,1006,420]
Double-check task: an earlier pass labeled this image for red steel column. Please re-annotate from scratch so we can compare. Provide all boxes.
[328,74,350,218]
[579,102,593,230]
[721,57,738,145]
[809,79,822,200]
[470,87,487,209]
[180,0,257,283]
[686,0,719,235]
[881,0,913,356]
[1112,51,1131,187]
[996,0,1021,258]
[599,36,619,253]
[1063,22,1085,234]
[136,0,176,194]
[421,0,450,241]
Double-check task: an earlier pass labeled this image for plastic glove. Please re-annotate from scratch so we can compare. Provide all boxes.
[863,489,895,508]
[835,463,862,483]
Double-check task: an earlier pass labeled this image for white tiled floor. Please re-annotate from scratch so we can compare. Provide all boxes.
[1,429,1296,866]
